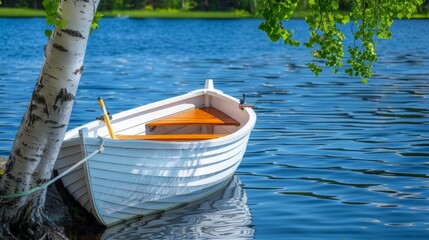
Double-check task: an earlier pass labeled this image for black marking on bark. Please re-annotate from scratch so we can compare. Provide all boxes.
[36,77,44,92]
[49,123,66,129]
[6,173,15,181]
[55,88,75,104]
[61,29,85,39]
[82,0,89,2]
[45,72,58,80]
[5,156,15,173]
[36,178,50,185]
[30,91,50,118]
[43,120,66,129]
[14,149,38,162]
[43,105,50,117]
[53,43,68,52]
[39,74,44,83]
[73,65,84,75]
[28,114,42,126]
[32,92,46,105]
[53,88,74,112]
[29,104,38,112]
[21,141,34,150]
[44,120,61,125]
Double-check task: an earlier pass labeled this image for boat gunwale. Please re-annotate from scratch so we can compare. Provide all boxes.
[63,88,256,147]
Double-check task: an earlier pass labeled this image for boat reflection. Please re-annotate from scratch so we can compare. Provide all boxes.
[100,176,254,239]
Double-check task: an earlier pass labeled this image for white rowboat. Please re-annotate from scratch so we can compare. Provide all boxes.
[55,80,256,226]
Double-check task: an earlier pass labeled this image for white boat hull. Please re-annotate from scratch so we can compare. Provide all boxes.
[55,80,256,226]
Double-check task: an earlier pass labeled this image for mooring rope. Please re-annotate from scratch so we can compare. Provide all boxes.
[0,137,104,199]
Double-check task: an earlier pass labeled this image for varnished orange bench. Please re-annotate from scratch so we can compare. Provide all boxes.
[116,133,228,141]
[146,107,240,127]
[116,107,239,141]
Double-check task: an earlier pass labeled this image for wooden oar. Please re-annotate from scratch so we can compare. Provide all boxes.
[97,97,117,140]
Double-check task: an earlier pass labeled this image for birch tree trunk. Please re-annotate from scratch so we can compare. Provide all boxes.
[0,0,100,238]
[252,0,257,13]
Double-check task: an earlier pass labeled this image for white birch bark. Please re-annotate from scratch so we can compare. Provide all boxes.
[0,0,100,236]
[252,0,257,12]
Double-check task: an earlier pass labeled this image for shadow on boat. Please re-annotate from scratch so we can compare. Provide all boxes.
[99,176,254,239]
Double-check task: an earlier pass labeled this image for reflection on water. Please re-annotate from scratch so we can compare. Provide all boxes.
[100,176,253,240]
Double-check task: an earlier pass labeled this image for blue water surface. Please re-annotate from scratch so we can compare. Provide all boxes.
[0,18,428,239]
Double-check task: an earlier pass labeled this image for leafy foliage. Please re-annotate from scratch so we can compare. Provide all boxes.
[42,0,66,38]
[91,11,104,35]
[259,0,424,82]
[258,0,300,45]
[42,0,103,38]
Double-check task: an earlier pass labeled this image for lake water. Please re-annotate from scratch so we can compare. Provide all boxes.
[0,18,428,239]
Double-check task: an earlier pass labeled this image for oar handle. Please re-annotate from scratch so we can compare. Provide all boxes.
[97,97,117,140]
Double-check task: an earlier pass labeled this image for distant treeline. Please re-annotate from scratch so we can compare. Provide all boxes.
[2,0,429,13]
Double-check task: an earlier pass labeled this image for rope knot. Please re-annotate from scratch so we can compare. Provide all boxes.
[98,146,105,153]
[97,136,105,153]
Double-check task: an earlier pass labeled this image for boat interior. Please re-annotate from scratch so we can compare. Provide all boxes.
[115,106,241,141]
[67,80,254,142]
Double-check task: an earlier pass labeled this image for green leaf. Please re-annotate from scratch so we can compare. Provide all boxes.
[258,22,269,32]
[43,0,62,39]
[95,11,104,19]
[46,15,57,25]
[377,31,392,39]
[90,11,104,35]
[341,15,350,24]
[270,33,280,42]
[58,18,67,29]
[289,40,300,46]
[45,29,52,38]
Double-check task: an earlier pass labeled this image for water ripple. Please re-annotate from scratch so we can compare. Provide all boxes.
[0,18,428,239]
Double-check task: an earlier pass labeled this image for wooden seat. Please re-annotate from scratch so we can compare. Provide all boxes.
[115,107,238,141]
[116,134,227,141]
[146,107,240,127]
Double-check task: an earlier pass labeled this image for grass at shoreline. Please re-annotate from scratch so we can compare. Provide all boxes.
[0,8,45,17]
[0,8,428,19]
[0,8,255,19]
[0,8,308,19]
[103,9,253,18]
